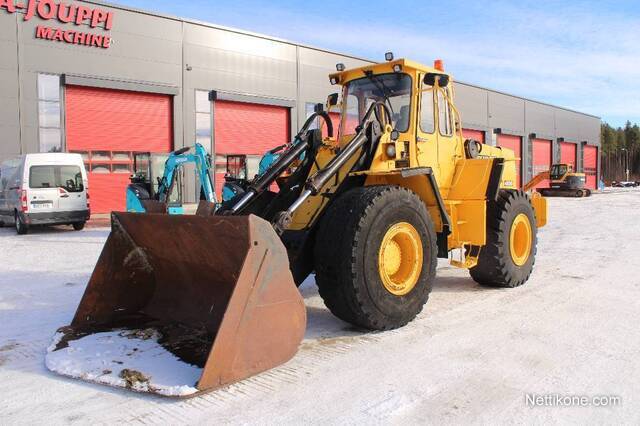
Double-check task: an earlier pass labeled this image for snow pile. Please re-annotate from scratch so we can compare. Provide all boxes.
[45,329,202,397]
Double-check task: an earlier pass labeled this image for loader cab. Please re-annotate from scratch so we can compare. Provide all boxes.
[331,59,458,187]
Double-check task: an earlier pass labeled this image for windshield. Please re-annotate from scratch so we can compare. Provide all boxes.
[340,73,412,138]
[29,165,84,192]
[550,164,568,179]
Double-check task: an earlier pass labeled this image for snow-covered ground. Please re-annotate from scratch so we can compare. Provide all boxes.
[1,190,639,424]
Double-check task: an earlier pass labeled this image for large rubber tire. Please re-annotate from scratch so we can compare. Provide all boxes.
[15,212,28,235]
[469,190,537,288]
[314,186,437,330]
[72,222,86,231]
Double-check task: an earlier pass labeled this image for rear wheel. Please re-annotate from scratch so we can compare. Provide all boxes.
[15,212,28,235]
[314,186,437,330]
[470,190,537,288]
[72,222,86,231]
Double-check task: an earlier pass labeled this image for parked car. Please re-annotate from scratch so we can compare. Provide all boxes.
[611,181,638,188]
[0,153,90,235]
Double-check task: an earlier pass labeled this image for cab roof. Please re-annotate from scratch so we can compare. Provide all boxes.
[329,58,447,85]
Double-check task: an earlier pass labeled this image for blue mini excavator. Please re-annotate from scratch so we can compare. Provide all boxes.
[126,143,216,214]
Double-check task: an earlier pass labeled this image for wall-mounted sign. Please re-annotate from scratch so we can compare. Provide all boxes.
[0,0,114,49]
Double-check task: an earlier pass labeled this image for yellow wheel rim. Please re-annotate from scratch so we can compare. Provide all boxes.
[509,213,532,266]
[378,222,423,296]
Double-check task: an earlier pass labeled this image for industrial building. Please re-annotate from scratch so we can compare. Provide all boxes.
[0,0,601,213]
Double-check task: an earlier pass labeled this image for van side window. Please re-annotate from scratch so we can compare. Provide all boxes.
[420,88,435,133]
[437,89,453,136]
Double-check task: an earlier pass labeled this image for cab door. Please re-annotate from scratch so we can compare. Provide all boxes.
[57,165,87,212]
[416,75,439,180]
[435,87,458,197]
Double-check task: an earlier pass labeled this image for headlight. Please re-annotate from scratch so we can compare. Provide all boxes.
[385,144,396,158]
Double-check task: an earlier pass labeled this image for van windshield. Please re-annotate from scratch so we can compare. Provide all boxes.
[30,165,84,192]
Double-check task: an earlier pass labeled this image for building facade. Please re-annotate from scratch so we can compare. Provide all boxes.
[0,0,601,213]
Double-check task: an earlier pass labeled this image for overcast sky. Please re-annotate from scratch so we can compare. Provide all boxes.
[117,0,639,127]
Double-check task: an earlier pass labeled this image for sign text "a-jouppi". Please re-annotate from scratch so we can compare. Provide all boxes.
[0,0,113,29]
[0,0,114,48]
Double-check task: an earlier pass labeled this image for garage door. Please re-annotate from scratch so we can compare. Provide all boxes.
[65,86,173,213]
[583,145,598,189]
[462,129,485,144]
[532,138,552,189]
[560,141,577,169]
[214,100,290,196]
[497,134,521,188]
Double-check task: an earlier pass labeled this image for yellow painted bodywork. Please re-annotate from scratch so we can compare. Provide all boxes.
[290,58,547,268]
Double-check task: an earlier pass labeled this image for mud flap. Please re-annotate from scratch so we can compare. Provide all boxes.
[46,212,306,396]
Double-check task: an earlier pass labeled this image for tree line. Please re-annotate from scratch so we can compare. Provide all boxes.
[601,121,639,182]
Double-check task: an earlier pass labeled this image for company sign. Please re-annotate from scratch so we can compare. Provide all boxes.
[0,0,114,49]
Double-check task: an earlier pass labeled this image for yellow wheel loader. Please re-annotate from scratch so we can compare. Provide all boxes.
[46,57,547,396]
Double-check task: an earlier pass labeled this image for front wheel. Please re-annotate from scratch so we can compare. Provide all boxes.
[15,212,28,235]
[314,186,437,330]
[72,222,86,231]
[470,190,537,288]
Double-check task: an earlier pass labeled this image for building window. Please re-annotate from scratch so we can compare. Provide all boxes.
[38,74,62,152]
[195,90,212,153]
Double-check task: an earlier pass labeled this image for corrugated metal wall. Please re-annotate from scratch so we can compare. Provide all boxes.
[0,13,20,158]
[0,0,602,197]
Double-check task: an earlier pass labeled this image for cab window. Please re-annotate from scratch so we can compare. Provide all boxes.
[340,73,412,138]
[420,88,435,133]
[437,89,453,136]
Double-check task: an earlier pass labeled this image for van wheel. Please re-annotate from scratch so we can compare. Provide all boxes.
[72,222,86,231]
[15,212,28,235]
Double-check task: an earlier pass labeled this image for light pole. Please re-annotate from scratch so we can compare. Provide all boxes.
[621,148,630,182]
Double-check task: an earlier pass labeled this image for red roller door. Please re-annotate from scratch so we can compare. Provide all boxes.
[497,134,522,188]
[462,129,485,144]
[532,138,552,189]
[322,111,341,138]
[65,86,173,213]
[583,145,598,189]
[560,142,577,169]
[214,100,290,196]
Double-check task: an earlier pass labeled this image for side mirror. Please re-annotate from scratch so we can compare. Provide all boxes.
[424,73,450,88]
[327,93,339,107]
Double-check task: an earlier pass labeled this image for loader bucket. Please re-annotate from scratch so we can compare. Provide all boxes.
[45,212,306,397]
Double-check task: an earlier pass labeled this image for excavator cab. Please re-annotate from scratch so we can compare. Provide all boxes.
[550,163,570,180]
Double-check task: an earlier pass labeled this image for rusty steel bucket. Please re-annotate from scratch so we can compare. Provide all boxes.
[46,212,306,396]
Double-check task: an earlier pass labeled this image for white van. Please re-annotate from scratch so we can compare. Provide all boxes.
[0,153,90,234]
